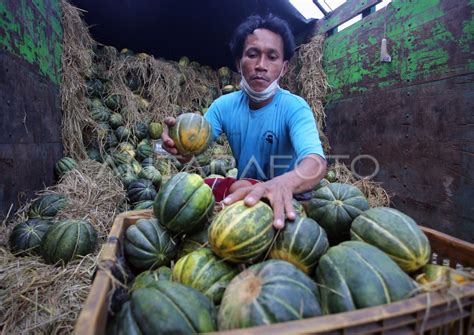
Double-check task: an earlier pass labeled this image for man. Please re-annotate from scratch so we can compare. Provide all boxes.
[162,14,327,229]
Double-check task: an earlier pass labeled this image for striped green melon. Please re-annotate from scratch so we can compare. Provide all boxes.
[307,183,370,244]
[27,194,68,219]
[350,207,431,272]
[148,122,163,140]
[292,198,306,216]
[116,164,138,188]
[104,94,122,111]
[130,281,216,333]
[173,248,238,304]
[316,241,417,314]
[169,113,212,156]
[131,266,172,291]
[218,260,322,330]
[153,172,215,234]
[270,215,329,274]
[116,142,136,158]
[41,219,97,264]
[124,218,177,270]
[54,157,77,178]
[208,200,274,263]
[9,219,52,255]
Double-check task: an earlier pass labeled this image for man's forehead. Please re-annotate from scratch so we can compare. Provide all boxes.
[244,28,284,53]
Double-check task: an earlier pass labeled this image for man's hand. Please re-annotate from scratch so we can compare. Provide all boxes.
[223,178,296,229]
[161,117,192,163]
[222,154,327,230]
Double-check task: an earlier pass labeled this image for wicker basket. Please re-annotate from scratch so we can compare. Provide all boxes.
[75,209,474,334]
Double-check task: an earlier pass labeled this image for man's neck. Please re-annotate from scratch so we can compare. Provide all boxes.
[249,98,272,110]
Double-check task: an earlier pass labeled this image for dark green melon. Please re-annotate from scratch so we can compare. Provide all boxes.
[86,147,103,163]
[133,122,149,141]
[107,301,141,335]
[312,178,330,193]
[28,194,68,219]
[127,179,157,204]
[307,183,370,244]
[131,266,172,291]
[116,164,138,188]
[316,241,417,314]
[350,207,431,272]
[9,219,52,255]
[124,218,177,270]
[136,142,154,162]
[109,112,124,129]
[138,165,162,189]
[86,78,104,97]
[54,157,77,178]
[115,126,132,142]
[173,248,238,304]
[91,105,111,122]
[130,281,216,333]
[178,226,209,259]
[104,94,122,111]
[270,215,329,274]
[153,172,215,234]
[133,200,154,210]
[218,260,322,330]
[104,131,118,150]
[41,219,97,264]
[141,157,155,167]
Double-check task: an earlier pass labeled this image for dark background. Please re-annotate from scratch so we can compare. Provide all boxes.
[70,0,318,70]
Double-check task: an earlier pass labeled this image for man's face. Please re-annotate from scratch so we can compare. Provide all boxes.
[237,28,288,92]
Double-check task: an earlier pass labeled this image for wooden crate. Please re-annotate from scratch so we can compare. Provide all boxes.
[75,210,474,334]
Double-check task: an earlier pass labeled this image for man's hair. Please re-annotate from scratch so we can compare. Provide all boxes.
[229,14,296,62]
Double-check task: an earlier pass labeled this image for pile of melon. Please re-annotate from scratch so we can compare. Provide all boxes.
[100,170,467,333]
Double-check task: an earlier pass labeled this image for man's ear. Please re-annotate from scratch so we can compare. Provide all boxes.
[235,58,242,73]
[281,60,289,76]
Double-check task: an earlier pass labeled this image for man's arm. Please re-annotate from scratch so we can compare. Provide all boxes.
[223,154,327,229]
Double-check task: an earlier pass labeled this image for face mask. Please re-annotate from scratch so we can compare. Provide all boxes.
[239,62,285,103]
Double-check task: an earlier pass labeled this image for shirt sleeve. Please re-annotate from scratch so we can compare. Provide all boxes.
[287,100,326,163]
[204,101,223,142]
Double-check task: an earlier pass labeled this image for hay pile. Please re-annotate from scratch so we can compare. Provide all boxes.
[329,162,391,207]
[60,0,94,160]
[0,250,95,334]
[0,160,126,333]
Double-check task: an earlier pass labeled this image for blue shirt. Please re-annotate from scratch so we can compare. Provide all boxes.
[204,89,325,180]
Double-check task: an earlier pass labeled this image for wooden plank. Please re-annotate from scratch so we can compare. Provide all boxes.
[323,0,474,100]
[314,0,381,35]
[325,73,474,242]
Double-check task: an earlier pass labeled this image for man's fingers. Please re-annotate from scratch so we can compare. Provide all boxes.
[164,117,176,126]
[284,197,296,221]
[243,187,265,207]
[272,197,285,230]
[223,187,251,205]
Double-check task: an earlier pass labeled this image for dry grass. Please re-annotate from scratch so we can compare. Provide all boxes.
[0,160,126,333]
[60,0,95,160]
[330,162,391,207]
[0,248,96,334]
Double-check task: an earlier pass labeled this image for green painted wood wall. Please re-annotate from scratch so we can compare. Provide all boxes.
[322,0,474,241]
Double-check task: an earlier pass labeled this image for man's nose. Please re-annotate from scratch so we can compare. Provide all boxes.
[255,56,268,71]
